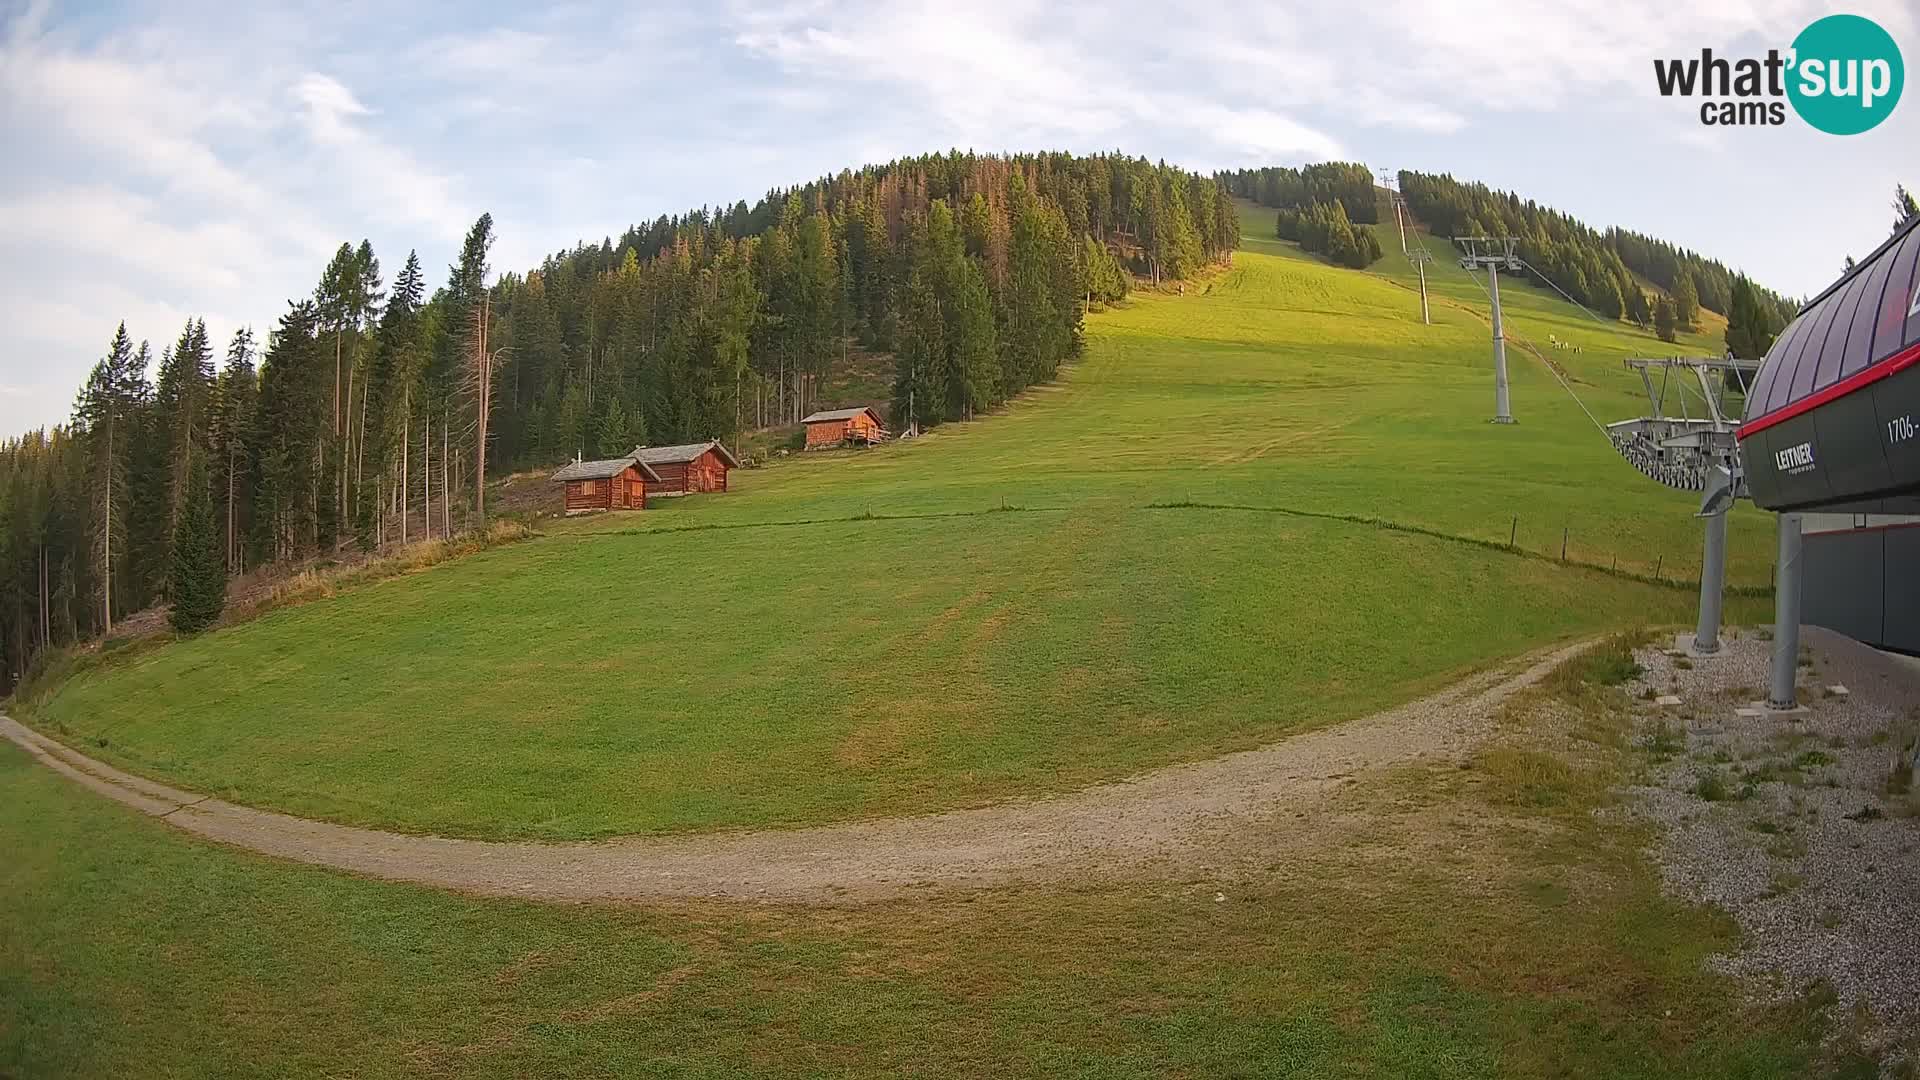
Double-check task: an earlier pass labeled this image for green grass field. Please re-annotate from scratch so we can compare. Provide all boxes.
[20,212,1775,839]
[0,645,1870,1078]
[5,208,1880,1079]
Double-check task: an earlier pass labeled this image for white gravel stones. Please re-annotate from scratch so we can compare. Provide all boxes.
[1624,626,1920,1060]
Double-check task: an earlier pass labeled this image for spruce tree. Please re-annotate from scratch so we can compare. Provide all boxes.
[209,328,257,572]
[1724,276,1779,359]
[950,252,999,418]
[73,324,138,631]
[167,454,224,634]
[1672,273,1700,331]
[1626,286,1651,327]
[1654,296,1678,343]
[154,319,214,553]
[1004,178,1060,389]
[592,396,638,457]
[892,215,946,432]
[554,376,587,458]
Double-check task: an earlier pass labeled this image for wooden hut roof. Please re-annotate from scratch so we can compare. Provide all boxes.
[550,453,662,483]
[632,441,741,468]
[801,406,880,424]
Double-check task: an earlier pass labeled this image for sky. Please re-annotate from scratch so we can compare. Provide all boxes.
[1,0,1916,435]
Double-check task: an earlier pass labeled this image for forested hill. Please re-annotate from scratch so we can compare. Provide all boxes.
[1395,170,1797,328]
[1221,163,1796,332]
[0,151,1237,688]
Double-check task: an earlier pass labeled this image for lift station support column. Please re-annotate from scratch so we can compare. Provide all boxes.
[1766,513,1803,709]
[1693,507,1728,654]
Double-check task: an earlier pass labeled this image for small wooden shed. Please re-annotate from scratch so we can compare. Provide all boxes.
[802,406,888,448]
[633,441,740,496]
[550,453,661,514]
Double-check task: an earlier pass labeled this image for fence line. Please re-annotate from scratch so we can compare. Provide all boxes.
[1145,500,1773,596]
[559,497,1774,598]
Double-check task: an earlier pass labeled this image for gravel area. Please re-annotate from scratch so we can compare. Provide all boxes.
[1624,626,1920,1058]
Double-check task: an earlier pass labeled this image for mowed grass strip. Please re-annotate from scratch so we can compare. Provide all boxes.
[25,233,1772,838]
[0,678,1855,1079]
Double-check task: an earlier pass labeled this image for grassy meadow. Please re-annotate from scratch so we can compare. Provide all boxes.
[19,210,1778,838]
[5,205,1882,1078]
[0,642,1875,1078]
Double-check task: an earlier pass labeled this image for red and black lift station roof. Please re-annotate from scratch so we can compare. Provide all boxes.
[1739,213,1920,514]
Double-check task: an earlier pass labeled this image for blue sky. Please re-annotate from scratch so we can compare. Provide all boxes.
[1,0,1916,434]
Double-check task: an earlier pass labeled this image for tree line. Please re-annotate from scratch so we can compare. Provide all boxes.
[1273,200,1384,269]
[1395,169,1798,334]
[0,151,1235,689]
[1218,164,1379,224]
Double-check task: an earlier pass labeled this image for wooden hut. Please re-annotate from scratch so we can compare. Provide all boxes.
[550,453,660,514]
[801,406,889,448]
[633,441,740,496]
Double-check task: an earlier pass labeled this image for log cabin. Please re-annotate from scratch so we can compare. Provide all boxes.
[801,406,889,448]
[633,441,740,496]
[550,453,661,514]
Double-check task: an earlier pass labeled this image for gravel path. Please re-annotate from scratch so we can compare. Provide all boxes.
[0,640,1587,904]
[1624,626,1920,1051]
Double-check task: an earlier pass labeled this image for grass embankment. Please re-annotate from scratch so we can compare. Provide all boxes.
[0,643,1874,1078]
[22,222,1772,838]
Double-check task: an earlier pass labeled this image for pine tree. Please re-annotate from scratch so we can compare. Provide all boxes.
[1894,184,1918,233]
[209,328,257,573]
[1654,296,1678,343]
[123,339,169,608]
[72,324,138,631]
[554,376,587,459]
[433,215,494,511]
[254,303,327,560]
[951,256,999,417]
[154,318,214,554]
[1671,273,1700,332]
[892,212,947,432]
[315,243,361,442]
[591,395,641,456]
[1593,277,1624,321]
[366,252,427,548]
[1004,177,1061,388]
[1625,285,1651,327]
[1724,275,1779,359]
[1163,173,1203,280]
[693,239,756,439]
[167,453,224,634]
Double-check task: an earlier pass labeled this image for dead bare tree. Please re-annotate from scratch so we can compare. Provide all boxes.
[461,295,506,526]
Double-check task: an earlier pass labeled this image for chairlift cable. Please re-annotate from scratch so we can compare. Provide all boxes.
[1516,259,1612,325]
[1444,250,1609,436]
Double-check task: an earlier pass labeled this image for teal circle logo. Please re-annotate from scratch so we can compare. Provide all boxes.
[1787,14,1903,134]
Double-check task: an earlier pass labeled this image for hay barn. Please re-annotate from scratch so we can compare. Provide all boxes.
[550,453,660,514]
[801,406,888,448]
[634,441,740,496]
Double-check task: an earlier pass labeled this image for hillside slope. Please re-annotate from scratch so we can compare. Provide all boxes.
[23,231,1770,840]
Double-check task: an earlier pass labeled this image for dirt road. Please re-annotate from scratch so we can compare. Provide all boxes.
[1,640,1586,903]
